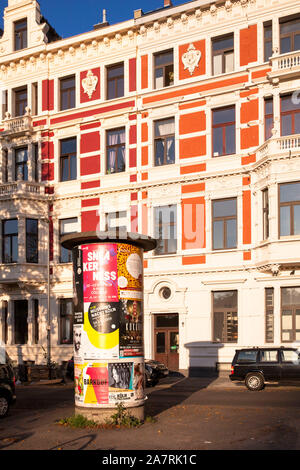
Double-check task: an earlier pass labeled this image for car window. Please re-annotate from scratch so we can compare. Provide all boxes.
[259,350,278,362]
[281,350,300,363]
[237,350,258,362]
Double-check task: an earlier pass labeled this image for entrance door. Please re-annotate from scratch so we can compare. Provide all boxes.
[154,313,179,370]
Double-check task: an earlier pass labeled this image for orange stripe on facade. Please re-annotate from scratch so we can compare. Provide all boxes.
[243,190,252,245]
[251,68,271,80]
[182,255,206,265]
[180,163,206,175]
[141,55,148,89]
[143,75,249,105]
[182,182,205,194]
[179,99,206,110]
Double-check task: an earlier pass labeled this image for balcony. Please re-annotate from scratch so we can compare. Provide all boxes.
[269,50,300,81]
[0,263,48,287]
[0,181,45,197]
[256,134,300,161]
[1,109,33,138]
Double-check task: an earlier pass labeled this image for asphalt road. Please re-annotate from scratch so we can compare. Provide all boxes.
[0,374,299,451]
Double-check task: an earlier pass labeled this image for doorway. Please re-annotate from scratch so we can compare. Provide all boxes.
[154,313,179,370]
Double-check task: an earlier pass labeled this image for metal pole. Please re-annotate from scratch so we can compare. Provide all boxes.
[46,212,51,380]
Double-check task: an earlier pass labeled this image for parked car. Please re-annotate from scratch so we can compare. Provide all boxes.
[145,359,169,378]
[144,362,159,387]
[229,347,300,391]
[66,356,74,380]
[0,353,16,417]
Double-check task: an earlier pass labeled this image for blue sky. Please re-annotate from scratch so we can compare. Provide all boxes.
[1,0,185,39]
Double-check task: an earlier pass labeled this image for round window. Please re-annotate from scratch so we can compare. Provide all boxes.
[159,286,172,300]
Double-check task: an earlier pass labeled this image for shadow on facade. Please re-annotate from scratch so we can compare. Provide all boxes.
[145,342,224,417]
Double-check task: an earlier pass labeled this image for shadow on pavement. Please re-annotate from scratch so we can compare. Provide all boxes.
[0,433,33,450]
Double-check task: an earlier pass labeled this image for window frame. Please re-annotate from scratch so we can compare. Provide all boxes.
[106,127,126,174]
[14,86,28,117]
[212,290,238,343]
[264,97,274,141]
[262,188,270,240]
[212,33,234,76]
[280,16,300,54]
[106,63,124,100]
[59,217,78,263]
[154,205,177,256]
[279,181,300,237]
[26,218,38,264]
[281,287,300,342]
[106,210,127,233]
[280,94,300,136]
[14,18,28,51]
[212,197,237,250]
[15,146,28,182]
[60,75,76,111]
[59,299,73,345]
[264,22,273,62]
[154,49,174,89]
[2,219,18,264]
[212,105,236,157]
[154,117,175,166]
[265,287,274,343]
[60,137,77,182]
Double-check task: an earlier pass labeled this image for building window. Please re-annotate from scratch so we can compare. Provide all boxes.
[33,143,39,182]
[280,16,300,54]
[281,287,300,342]
[279,182,300,236]
[59,299,73,344]
[15,147,28,181]
[264,22,273,62]
[107,63,124,100]
[263,188,270,240]
[154,50,174,89]
[2,149,8,183]
[60,138,77,181]
[212,106,236,157]
[154,118,175,166]
[60,218,78,263]
[26,219,38,264]
[14,87,27,117]
[154,205,177,255]
[3,301,8,345]
[3,219,18,264]
[14,300,28,345]
[14,18,27,51]
[213,291,238,343]
[33,299,39,345]
[106,211,127,234]
[264,97,274,141]
[60,76,75,110]
[2,90,8,120]
[32,83,38,115]
[212,198,237,250]
[281,94,300,136]
[106,128,125,174]
[265,288,274,343]
[212,34,234,75]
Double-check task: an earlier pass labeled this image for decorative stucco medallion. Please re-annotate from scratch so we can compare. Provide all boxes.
[182,43,201,75]
[82,70,98,99]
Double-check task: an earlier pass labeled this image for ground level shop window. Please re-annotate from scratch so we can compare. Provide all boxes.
[281,287,300,342]
[213,290,238,343]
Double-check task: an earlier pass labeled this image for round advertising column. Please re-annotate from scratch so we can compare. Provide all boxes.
[61,231,156,424]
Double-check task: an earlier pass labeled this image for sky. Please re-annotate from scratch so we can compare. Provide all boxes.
[1,0,186,39]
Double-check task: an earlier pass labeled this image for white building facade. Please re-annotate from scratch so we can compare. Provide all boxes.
[0,0,300,374]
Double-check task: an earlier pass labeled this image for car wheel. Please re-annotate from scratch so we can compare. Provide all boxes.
[245,373,264,391]
[0,396,9,418]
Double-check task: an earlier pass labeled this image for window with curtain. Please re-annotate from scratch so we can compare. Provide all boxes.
[107,63,124,100]
[280,94,300,136]
[15,147,28,181]
[265,288,274,343]
[154,205,177,255]
[106,128,126,173]
[154,118,175,166]
[280,16,300,54]
[59,299,73,344]
[3,219,18,264]
[212,106,236,157]
[264,22,273,62]
[60,217,78,263]
[212,34,234,75]
[212,198,237,250]
[60,137,77,182]
[264,97,274,141]
[262,188,270,240]
[154,50,174,89]
[60,76,75,110]
[14,87,28,117]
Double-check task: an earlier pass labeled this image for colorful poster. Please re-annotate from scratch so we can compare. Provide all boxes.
[73,247,84,325]
[74,359,144,408]
[74,324,84,361]
[82,243,118,303]
[117,244,143,300]
[119,300,143,357]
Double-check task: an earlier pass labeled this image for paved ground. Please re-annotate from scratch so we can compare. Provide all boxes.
[0,373,299,451]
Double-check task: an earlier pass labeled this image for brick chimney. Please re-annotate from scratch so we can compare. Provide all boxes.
[164,0,173,7]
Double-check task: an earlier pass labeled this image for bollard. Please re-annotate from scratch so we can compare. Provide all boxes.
[61,231,156,424]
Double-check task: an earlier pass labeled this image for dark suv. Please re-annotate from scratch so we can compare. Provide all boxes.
[0,353,16,417]
[229,347,300,391]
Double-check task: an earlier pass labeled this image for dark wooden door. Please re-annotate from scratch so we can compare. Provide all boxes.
[154,314,179,370]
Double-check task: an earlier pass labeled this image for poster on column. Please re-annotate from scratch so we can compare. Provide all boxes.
[74,359,145,408]
[81,243,120,359]
[117,244,144,357]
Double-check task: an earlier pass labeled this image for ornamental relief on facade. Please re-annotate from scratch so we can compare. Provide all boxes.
[181,43,201,75]
[82,70,98,99]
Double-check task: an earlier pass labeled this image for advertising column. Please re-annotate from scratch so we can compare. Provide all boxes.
[64,233,156,423]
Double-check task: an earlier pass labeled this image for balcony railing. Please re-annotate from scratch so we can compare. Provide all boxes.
[1,108,33,136]
[256,134,300,161]
[270,50,300,78]
[0,181,43,196]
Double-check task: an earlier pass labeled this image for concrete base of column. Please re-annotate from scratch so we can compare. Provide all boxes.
[75,404,145,424]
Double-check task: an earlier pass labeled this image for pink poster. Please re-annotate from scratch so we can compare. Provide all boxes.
[82,244,118,303]
[85,365,109,404]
